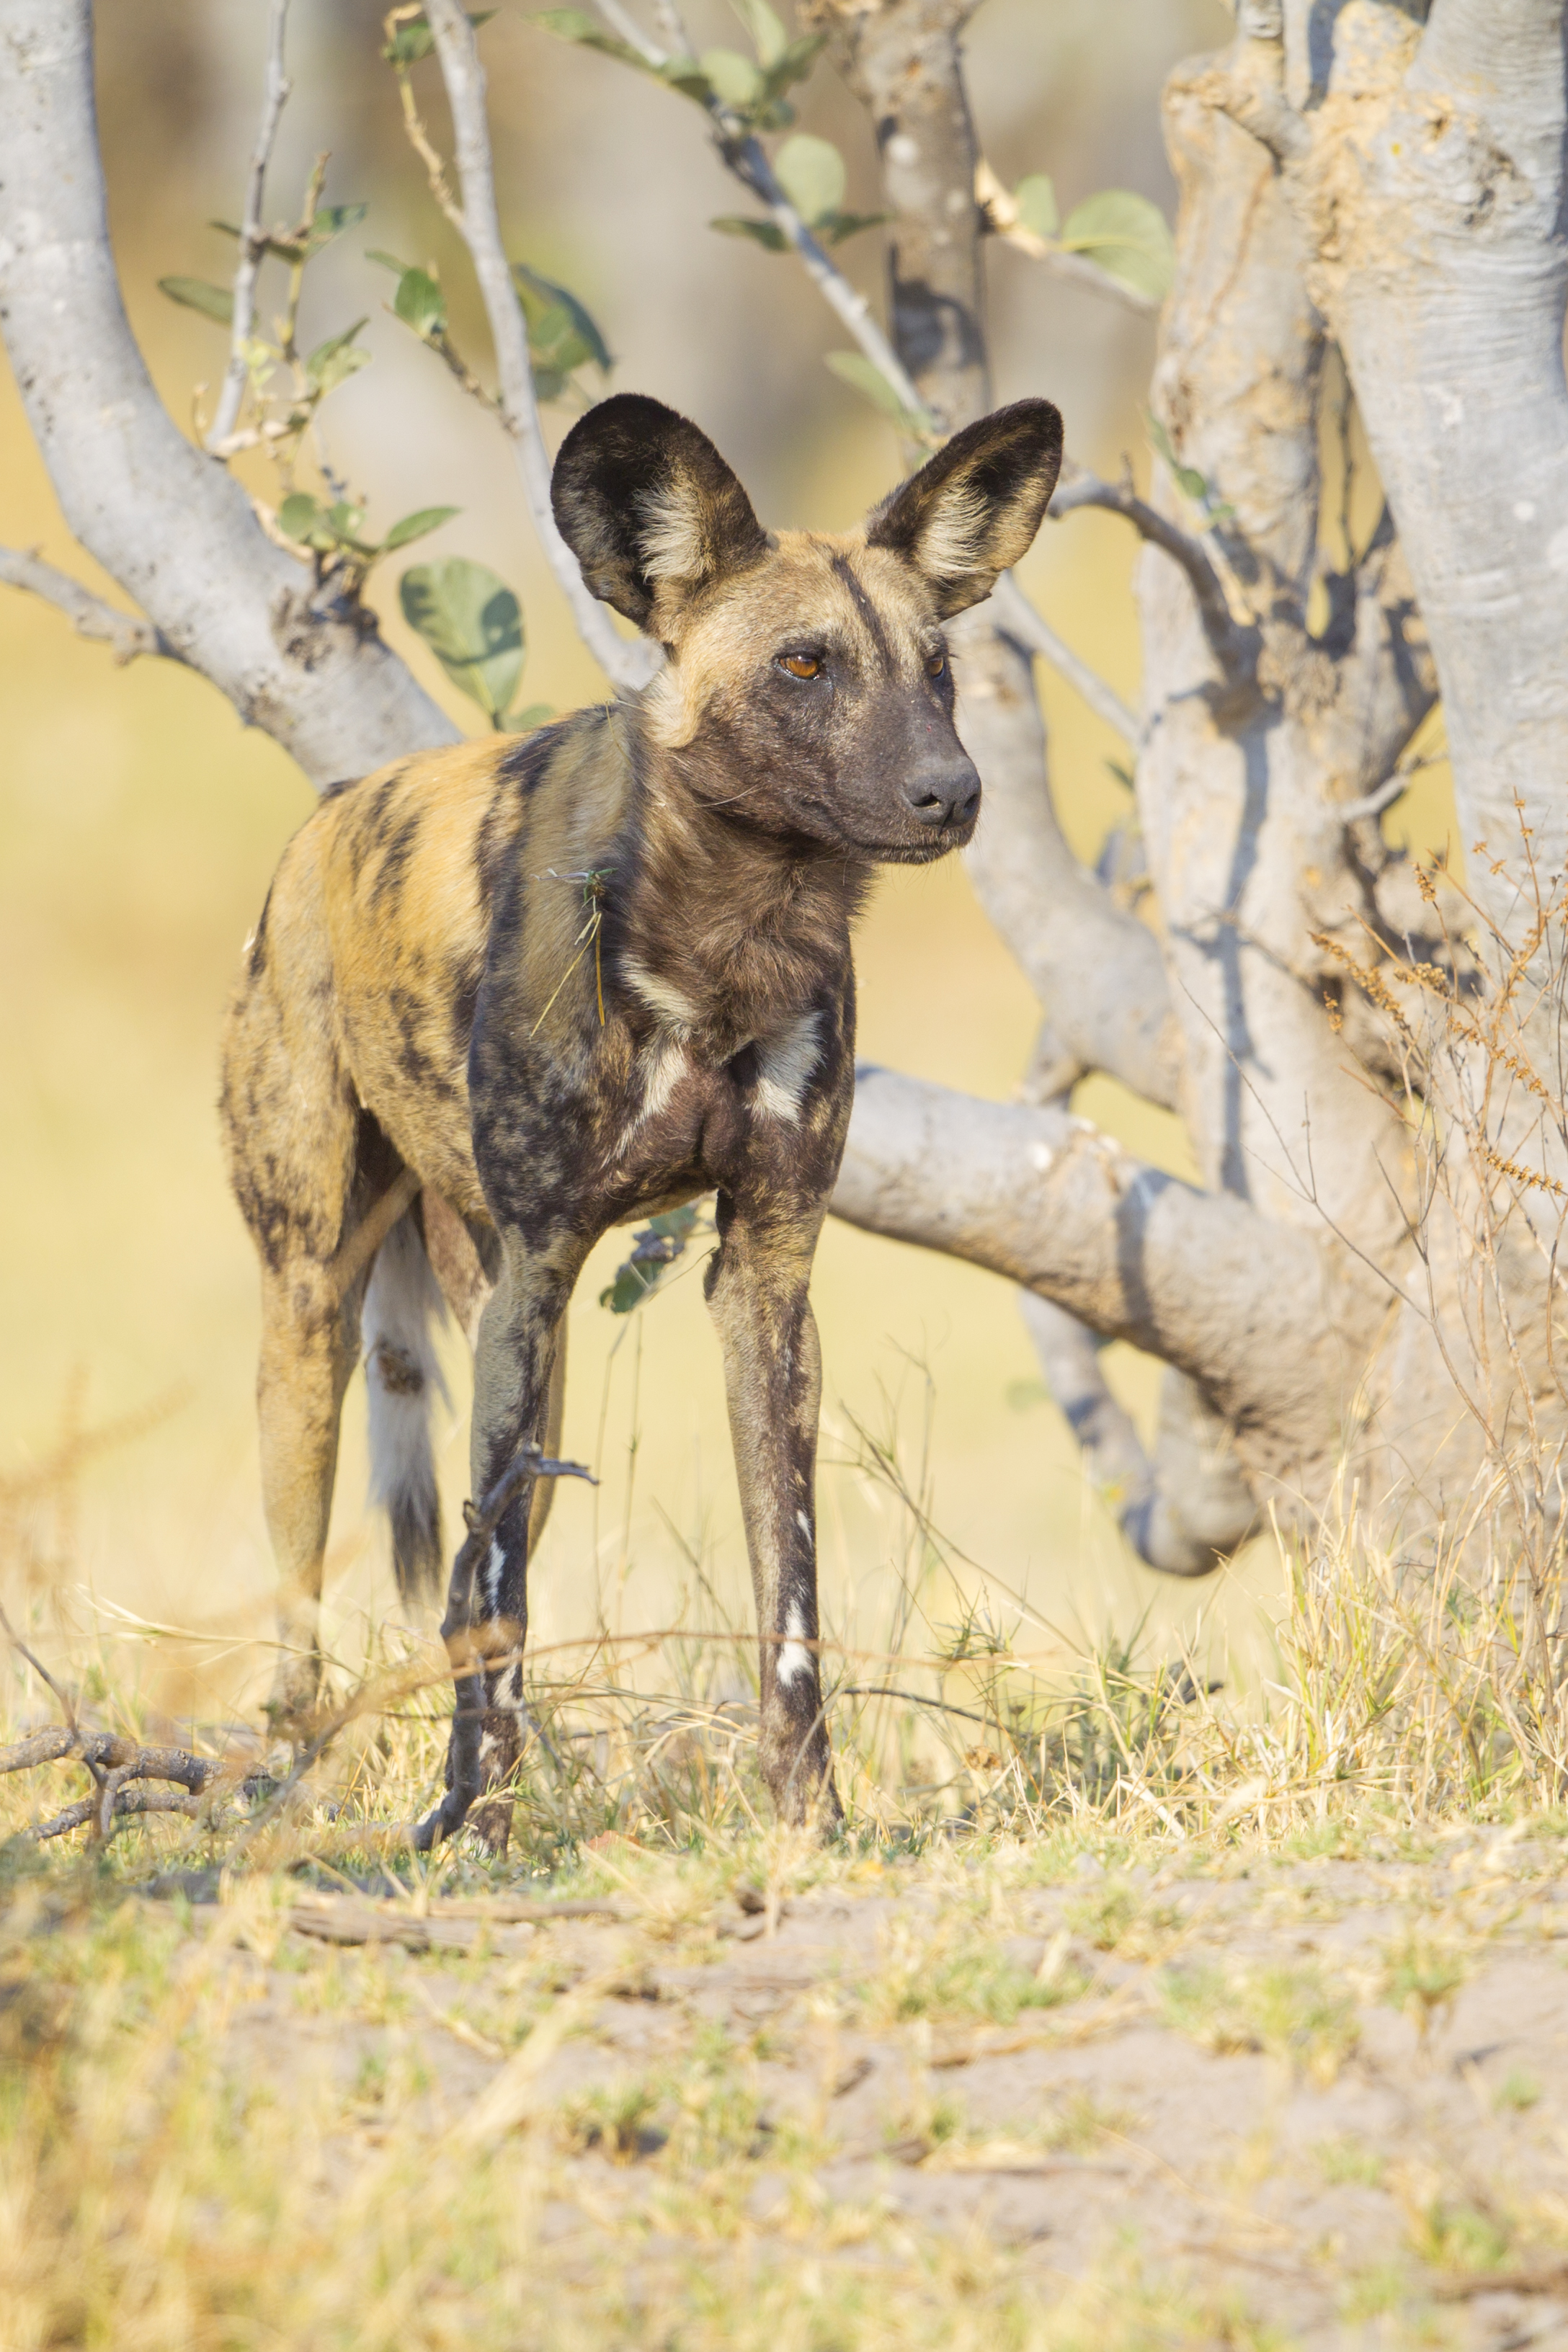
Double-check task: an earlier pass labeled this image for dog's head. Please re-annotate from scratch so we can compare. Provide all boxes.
[552,391,1062,864]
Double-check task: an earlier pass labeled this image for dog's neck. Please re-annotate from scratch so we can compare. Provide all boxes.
[614,711,870,1055]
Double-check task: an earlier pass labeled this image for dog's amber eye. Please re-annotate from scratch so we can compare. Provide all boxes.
[925,649,948,680]
[778,651,823,679]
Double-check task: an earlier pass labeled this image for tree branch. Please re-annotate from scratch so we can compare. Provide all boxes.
[424,1,658,693]
[1051,466,1255,692]
[0,0,457,788]
[949,605,1184,1109]
[834,1066,1344,1491]
[989,572,1138,745]
[1018,1297,1255,1574]
[975,161,1159,318]
[0,545,175,665]
[589,1,930,422]
[207,0,291,453]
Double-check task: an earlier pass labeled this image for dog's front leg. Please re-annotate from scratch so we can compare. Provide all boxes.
[420,1231,584,1853]
[705,1194,842,1828]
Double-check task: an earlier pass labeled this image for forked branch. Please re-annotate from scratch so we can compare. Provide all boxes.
[207,0,293,453]
[1051,466,1255,692]
[0,545,174,667]
[423,0,659,692]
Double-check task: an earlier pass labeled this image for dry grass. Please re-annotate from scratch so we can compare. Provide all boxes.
[8,1426,1568,2348]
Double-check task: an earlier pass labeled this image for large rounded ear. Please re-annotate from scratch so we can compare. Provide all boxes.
[863,398,1064,618]
[551,393,770,631]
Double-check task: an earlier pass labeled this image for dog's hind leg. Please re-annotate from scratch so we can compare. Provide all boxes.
[363,1206,450,1608]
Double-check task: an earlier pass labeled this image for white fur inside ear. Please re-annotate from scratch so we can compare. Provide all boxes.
[638,484,708,584]
[915,483,991,581]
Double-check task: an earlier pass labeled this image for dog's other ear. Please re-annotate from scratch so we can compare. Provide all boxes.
[864,399,1064,618]
[551,393,770,631]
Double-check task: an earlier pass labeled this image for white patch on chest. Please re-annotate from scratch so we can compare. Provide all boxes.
[622,953,698,1035]
[754,1010,821,1126]
[618,1033,689,1154]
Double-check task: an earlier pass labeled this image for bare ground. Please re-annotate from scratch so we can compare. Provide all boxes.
[12,1820,1568,2348]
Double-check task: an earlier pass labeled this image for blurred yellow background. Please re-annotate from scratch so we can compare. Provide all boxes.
[1,0,1454,1732]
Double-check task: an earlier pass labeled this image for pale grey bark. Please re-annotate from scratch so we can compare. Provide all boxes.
[206,0,290,455]
[427,0,660,694]
[0,544,172,664]
[1278,0,1568,922]
[1017,1297,1256,1574]
[0,0,458,789]
[836,1066,1346,1499]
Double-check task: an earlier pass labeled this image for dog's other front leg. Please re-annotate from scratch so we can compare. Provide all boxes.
[430,1232,583,1853]
[705,1193,841,1829]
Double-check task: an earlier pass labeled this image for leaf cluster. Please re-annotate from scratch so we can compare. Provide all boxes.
[992,169,1175,304]
[535,1,824,135]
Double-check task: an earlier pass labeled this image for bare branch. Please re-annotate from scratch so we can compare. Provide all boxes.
[1020,1298,1254,1574]
[207,0,291,453]
[421,1,659,693]
[1051,466,1255,692]
[0,545,174,666]
[834,1066,1342,1493]
[722,138,929,421]
[589,3,929,422]
[989,573,1138,745]
[0,0,456,788]
[950,609,1182,1108]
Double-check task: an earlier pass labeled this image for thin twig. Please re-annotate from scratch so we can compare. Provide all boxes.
[0,545,173,666]
[588,1,928,424]
[975,161,1158,318]
[1051,466,1255,691]
[208,0,292,453]
[421,1,659,693]
[989,572,1139,744]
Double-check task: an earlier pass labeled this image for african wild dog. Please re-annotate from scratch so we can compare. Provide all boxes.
[221,391,1064,1845]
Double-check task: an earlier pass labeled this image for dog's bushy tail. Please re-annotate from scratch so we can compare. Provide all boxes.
[363,1208,450,1606]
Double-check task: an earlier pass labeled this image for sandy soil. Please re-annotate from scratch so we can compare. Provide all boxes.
[129,1826,1568,2348]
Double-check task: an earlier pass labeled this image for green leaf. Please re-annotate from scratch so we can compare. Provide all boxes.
[158,275,233,325]
[531,8,659,71]
[825,350,935,438]
[325,499,371,546]
[820,209,888,246]
[382,504,459,554]
[392,264,447,337]
[700,45,763,108]
[399,557,525,726]
[1014,172,1058,241]
[277,491,342,552]
[1059,189,1174,302]
[659,56,716,99]
[366,247,414,276]
[300,201,370,258]
[512,703,555,731]
[599,1204,703,1314]
[729,0,788,66]
[709,214,788,251]
[305,318,371,397]
[1146,414,1210,506]
[512,263,612,375]
[758,30,824,99]
[383,10,495,64]
[773,133,844,226]
[531,7,716,104]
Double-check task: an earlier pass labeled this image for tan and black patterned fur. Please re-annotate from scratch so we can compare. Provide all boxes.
[221,393,1063,1844]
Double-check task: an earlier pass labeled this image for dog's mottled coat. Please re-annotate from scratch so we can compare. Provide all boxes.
[221,392,1063,1843]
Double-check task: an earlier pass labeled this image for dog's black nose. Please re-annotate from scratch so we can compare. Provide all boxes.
[902,760,981,829]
